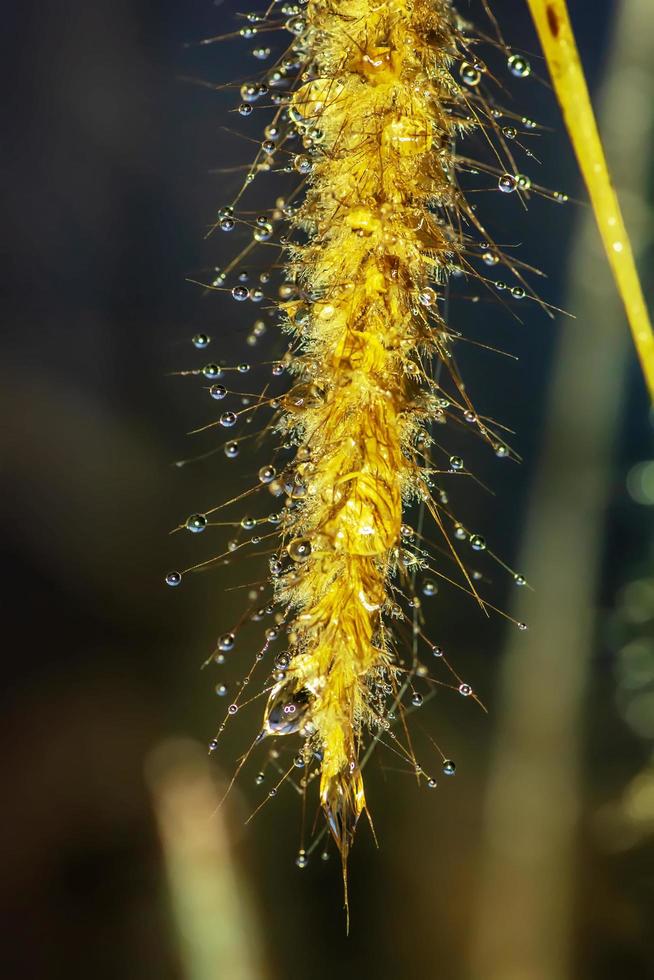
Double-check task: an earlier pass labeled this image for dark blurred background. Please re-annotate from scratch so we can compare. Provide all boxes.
[3,0,653,977]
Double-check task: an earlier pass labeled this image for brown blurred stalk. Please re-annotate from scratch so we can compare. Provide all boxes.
[468,2,654,978]
[147,739,267,980]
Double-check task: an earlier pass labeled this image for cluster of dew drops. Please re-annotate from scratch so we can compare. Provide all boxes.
[161,4,566,865]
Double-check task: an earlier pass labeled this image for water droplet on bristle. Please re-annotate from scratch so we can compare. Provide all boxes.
[186,513,207,534]
[288,538,312,562]
[460,62,481,86]
[507,54,531,78]
[259,465,276,484]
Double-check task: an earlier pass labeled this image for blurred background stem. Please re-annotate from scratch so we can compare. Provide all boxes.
[147,740,267,980]
[468,2,654,978]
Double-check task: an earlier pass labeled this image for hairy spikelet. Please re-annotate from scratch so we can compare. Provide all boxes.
[270,0,468,868]
[171,0,556,910]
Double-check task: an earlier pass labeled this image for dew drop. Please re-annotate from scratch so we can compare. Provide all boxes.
[228,704,239,715]
[411,692,424,707]
[286,16,306,36]
[220,411,238,428]
[224,441,240,458]
[427,778,438,789]
[232,285,249,302]
[449,455,464,471]
[470,534,486,551]
[287,538,312,562]
[422,579,438,597]
[442,759,456,776]
[215,683,228,697]
[458,683,472,696]
[511,286,525,300]
[210,384,227,400]
[186,513,207,534]
[293,154,312,174]
[254,222,273,242]
[192,333,210,349]
[240,82,259,102]
[514,573,526,587]
[419,287,437,307]
[508,53,531,78]
[203,364,221,379]
[218,632,235,651]
[165,571,182,587]
[460,61,481,86]
[498,173,517,194]
[295,851,308,868]
[502,126,517,140]
[259,465,276,484]
[483,251,500,266]
[516,173,532,190]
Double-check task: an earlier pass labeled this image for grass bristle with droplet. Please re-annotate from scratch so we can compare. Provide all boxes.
[170,0,558,916]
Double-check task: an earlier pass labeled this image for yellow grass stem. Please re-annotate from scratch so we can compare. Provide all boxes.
[526,0,654,400]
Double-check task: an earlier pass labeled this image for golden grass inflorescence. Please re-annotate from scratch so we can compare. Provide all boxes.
[171,0,570,904]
